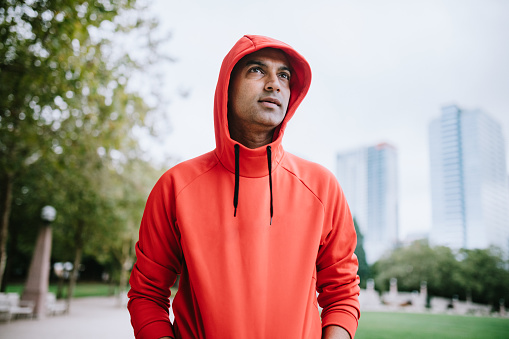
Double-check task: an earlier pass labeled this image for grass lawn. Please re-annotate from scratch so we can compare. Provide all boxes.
[5,282,115,298]
[356,311,509,339]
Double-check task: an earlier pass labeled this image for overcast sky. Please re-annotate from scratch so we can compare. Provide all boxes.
[143,0,509,240]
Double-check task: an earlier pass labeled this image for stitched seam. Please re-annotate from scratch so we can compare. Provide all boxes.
[174,155,221,200]
[245,35,256,48]
[280,163,325,211]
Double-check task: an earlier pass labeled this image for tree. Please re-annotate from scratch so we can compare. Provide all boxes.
[458,247,509,308]
[372,240,462,297]
[353,218,370,288]
[372,241,509,309]
[90,157,164,300]
[0,0,170,291]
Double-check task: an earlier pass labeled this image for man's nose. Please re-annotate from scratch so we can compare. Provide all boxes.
[264,73,281,93]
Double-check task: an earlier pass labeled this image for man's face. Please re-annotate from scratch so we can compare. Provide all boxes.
[228,48,292,137]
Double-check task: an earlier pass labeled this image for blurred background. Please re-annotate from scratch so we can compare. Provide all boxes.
[1,0,508,338]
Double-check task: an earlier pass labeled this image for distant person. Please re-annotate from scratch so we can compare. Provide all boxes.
[128,35,360,339]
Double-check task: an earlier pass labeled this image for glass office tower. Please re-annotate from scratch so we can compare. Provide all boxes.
[429,105,509,255]
[337,143,399,264]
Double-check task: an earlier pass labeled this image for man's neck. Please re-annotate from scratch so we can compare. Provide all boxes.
[229,125,275,149]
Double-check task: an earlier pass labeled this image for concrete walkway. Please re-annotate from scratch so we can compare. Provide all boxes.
[0,296,169,339]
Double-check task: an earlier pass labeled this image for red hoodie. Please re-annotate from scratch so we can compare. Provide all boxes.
[128,35,360,339]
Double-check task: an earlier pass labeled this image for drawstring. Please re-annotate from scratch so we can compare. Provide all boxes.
[233,144,240,217]
[267,146,273,225]
[232,143,274,225]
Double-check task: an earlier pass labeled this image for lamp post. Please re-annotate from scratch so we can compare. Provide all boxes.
[53,261,73,299]
[22,205,56,318]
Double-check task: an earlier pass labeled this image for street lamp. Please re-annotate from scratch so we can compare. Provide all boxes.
[41,206,57,224]
[53,261,73,299]
[22,205,57,318]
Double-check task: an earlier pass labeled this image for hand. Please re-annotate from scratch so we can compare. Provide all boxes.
[322,325,351,339]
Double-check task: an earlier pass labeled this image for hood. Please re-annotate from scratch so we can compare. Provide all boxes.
[213,35,312,177]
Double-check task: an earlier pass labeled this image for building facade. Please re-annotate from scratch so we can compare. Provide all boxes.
[337,143,399,264]
[429,105,509,255]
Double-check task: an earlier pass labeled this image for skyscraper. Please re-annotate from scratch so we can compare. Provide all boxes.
[429,105,509,254]
[337,143,399,264]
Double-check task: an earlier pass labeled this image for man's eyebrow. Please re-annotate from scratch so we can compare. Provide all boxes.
[245,60,266,68]
[279,65,291,73]
[245,60,291,73]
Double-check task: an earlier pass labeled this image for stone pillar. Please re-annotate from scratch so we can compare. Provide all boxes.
[367,278,375,291]
[22,224,52,318]
[22,206,56,319]
[390,278,398,295]
[420,281,428,307]
[420,281,427,297]
[466,290,473,306]
[451,294,459,312]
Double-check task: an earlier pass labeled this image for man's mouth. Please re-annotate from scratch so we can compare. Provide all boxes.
[259,97,281,106]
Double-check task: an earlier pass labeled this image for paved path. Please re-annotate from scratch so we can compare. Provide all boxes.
[0,296,174,339]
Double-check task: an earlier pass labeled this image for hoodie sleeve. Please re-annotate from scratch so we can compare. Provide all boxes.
[128,173,182,339]
[316,178,361,338]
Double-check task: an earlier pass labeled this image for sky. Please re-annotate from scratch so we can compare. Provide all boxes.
[142,0,509,240]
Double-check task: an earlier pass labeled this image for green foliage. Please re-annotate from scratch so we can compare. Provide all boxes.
[353,218,370,287]
[1,0,170,288]
[1,0,143,174]
[82,156,164,279]
[457,247,509,307]
[373,240,461,297]
[372,241,509,308]
[356,312,509,339]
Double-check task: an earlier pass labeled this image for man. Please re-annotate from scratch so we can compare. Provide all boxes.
[128,35,360,339]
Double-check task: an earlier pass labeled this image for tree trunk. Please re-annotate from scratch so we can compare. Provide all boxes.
[66,245,82,312]
[66,220,84,312]
[118,239,133,306]
[0,172,14,291]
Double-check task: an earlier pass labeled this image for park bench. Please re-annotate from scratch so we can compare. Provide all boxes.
[0,292,34,322]
[46,292,68,315]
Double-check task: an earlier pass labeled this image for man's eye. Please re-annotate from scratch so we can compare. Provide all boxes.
[280,73,291,80]
[249,67,263,73]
